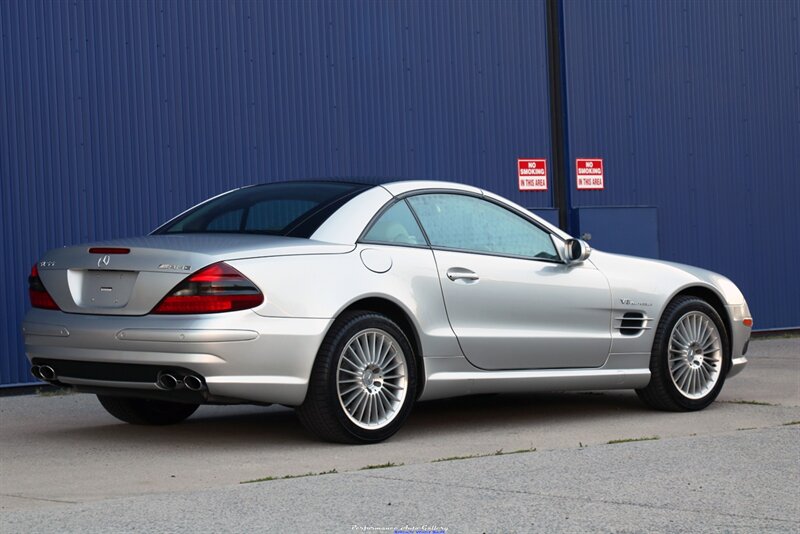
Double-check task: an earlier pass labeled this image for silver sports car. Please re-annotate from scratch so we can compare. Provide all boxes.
[24,180,752,443]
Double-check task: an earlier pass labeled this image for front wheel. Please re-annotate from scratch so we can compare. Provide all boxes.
[636,296,730,411]
[97,395,199,425]
[297,311,417,444]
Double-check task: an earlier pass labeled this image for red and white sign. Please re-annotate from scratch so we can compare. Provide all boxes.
[576,158,604,190]
[517,159,548,191]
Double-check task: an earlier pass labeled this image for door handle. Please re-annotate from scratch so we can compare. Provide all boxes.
[446,268,479,282]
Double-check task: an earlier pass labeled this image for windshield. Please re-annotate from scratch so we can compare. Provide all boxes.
[154,181,369,238]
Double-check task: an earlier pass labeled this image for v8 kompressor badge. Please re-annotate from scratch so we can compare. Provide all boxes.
[619,298,653,307]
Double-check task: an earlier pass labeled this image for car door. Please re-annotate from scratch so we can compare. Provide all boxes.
[406,193,612,370]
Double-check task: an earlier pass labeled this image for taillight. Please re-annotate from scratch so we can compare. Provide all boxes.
[29,264,60,310]
[151,262,264,314]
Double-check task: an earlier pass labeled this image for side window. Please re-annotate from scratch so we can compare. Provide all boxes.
[362,200,427,246]
[406,194,558,260]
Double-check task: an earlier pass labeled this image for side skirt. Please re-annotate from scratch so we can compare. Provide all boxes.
[418,353,651,401]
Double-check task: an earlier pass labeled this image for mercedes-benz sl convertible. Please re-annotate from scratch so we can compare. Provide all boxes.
[24,180,752,443]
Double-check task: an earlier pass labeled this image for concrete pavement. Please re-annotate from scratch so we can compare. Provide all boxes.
[1,337,798,532]
[4,427,799,533]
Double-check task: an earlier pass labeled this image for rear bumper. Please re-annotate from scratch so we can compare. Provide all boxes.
[23,309,331,406]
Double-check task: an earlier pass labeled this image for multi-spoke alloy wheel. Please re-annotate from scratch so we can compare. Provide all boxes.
[337,329,408,429]
[668,311,723,399]
[297,311,417,443]
[636,296,730,411]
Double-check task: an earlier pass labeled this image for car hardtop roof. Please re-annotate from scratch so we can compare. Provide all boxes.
[241,178,479,191]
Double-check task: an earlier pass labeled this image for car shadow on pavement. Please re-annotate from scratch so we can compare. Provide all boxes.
[34,390,650,448]
[405,391,648,432]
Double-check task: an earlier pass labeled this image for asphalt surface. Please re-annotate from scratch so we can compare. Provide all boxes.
[1,337,798,533]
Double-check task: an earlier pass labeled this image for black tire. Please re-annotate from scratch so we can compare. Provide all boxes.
[636,296,730,411]
[97,395,199,425]
[296,311,418,444]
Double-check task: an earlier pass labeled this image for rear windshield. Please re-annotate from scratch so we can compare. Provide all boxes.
[154,181,369,238]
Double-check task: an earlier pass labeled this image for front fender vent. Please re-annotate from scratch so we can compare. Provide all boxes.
[616,312,652,336]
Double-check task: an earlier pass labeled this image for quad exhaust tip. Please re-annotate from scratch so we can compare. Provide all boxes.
[183,375,204,392]
[156,373,178,390]
[35,365,56,381]
[156,372,205,391]
[30,366,205,391]
[30,365,42,380]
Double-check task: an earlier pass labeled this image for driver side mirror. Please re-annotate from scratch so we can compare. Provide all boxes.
[564,238,592,264]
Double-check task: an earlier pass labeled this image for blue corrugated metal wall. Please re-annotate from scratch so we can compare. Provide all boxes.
[561,0,800,333]
[0,0,555,386]
[1,0,797,387]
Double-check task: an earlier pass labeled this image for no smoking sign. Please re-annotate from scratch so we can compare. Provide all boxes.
[576,158,604,190]
[518,159,548,191]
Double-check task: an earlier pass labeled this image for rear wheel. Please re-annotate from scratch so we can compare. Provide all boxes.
[97,395,199,425]
[637,296,730,411]
[297,311,417,444]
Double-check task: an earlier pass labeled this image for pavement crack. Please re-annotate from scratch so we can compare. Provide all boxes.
[0,493,80,505]
[356,473,798,525]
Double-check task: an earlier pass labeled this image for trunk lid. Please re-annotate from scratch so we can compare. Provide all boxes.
[36,234,352,315]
